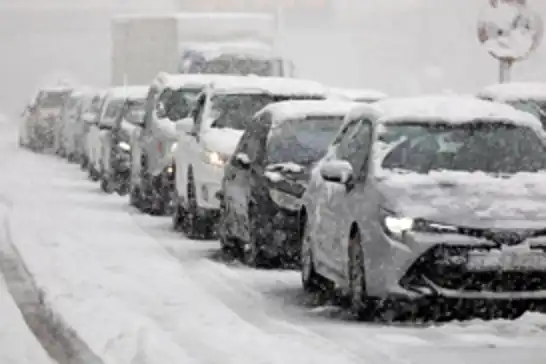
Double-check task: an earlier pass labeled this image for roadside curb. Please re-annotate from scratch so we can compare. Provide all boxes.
[0,205,104,364]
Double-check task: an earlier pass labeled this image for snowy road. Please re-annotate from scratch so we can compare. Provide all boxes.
[1,122,546,364]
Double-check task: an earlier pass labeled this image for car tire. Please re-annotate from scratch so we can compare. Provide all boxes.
[217,198,240,258]
[116,182,130,196]
[301,218,332,294]
[129,185,142,208]
[100,177,113,194]
[182,169,209,240]
[172,196,184,232]
[348,230,378,321]
[243,204,269,268]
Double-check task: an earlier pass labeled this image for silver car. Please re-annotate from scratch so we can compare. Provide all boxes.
[300,95,546,320]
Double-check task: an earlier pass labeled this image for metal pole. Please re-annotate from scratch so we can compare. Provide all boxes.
[499,60,513,83]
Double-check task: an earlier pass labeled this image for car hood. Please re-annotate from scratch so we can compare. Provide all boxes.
[377,170,546,229]
[202,128,244,157]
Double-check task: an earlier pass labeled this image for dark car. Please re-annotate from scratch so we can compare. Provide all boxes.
[217,100,357,267]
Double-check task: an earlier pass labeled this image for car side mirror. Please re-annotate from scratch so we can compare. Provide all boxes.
[319,160,354,187]
[82,112,96,124]
[233,152,250,169]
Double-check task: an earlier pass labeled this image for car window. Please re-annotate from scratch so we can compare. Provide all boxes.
[336,120,373,176]
[104,99,125,119]
[39,91,69,108]
[157,87,201,122]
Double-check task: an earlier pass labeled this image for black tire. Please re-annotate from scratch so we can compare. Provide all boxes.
[100,177,113,194]
[80,155,88,170]
[88,165,100,182]
[243,204,270,268]
[116,182,130,196]
[301,217,332,294]
[182,170,210,239]
[217,198,241,258]
[172,197,184,232]
[129,185,142,208]
[348,230,378,321]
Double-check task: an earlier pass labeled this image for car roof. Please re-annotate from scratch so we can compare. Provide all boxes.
[327,87,387,102]
[152,72,245,91]
[477,82,546,102]
[261,100,359,127]
[106,86,149,100]
[348,95,542,130]
[40,86,73,94]
[209,76,327,97]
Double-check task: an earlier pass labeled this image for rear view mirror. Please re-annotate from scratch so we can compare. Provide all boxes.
[233,153,250,169]
[319,160,354,185]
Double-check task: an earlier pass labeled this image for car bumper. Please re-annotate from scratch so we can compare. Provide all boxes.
[195,163,224,210]
[366,230,546,301]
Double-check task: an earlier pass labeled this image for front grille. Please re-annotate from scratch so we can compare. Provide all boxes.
[401,245,546,293]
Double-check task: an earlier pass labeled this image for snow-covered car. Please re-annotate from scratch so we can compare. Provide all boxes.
[21,86,72,151]
[55,89,89,158]
[79,91,107,170]
[173,76,327,239]
[130,73,231,216]
[100,95,147,195]
[300,95,546,321]
[217,100,357,267]
[87,86,149,182]
[327,87,387,103]
[477,82,546,128]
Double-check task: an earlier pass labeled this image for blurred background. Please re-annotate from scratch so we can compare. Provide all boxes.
[0,0,545,115]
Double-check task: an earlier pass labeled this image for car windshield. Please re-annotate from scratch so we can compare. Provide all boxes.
[123,99,146,124]
[509,100,546,129]
[200,55,275,76]
[210,93,323,130]
[266,116,344,165]
[380,121,546,174]
[158,88,201,121]
[40,91,69,108]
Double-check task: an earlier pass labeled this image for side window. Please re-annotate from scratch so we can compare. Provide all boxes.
[331,118,361,146]
[247,113,271,164]
[336,119,373,177]
[104,100,122,119]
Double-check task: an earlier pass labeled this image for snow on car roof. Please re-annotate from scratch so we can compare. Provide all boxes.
[152,73,244,91]
[328,87,387,102]
[354,95,542,129]
[106,86,149,100]
[211,76,327,97]
[477,82,546,102]
[262,100,358,125]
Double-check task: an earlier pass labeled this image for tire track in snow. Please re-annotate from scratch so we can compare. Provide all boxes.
[129,212,414,364]
[0,145,105,364]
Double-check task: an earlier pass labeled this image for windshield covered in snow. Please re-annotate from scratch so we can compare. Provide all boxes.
[39,91,69,108]
[380,121,546,174]
[158,88,201,122]
[509,100,546,129]
[122,99,146,124]
[266,116,344,165]
[210,93,323,130]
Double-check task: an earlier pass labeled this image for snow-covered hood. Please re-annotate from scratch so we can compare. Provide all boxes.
[377,171,546,229]
[38,107,61,119]
[201,128,244,156]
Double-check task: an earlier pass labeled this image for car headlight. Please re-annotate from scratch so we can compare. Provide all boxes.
[380,210,414,240]
[118,141,131,152]
[170,142,178,153]
[203,150,227,167]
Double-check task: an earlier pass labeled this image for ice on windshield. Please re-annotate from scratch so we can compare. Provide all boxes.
[123,100,146,124]
[380,121,546,175]
[266,116,344,165]
[209,93,273,130]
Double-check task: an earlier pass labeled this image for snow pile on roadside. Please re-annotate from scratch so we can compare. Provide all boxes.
[0,275,54,364]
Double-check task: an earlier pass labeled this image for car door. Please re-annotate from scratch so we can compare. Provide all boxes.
[330,120,374,272]
[226,115,268,241]
[313,118,362,269]
[181,92,208,200]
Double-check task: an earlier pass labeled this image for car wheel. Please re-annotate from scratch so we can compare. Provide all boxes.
[301,218,332,294]
[182,170,209,239]
[348,230,378,321]
[217,197,240,257]
[243,204,269,268]
[100,176,113,194]
[171,195,184,232]
[129,185,142,208]
[116,182,130,196]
